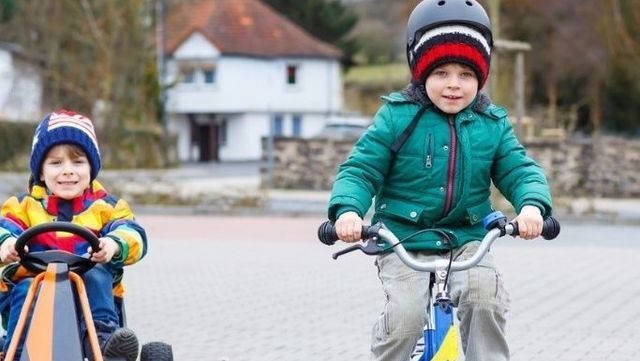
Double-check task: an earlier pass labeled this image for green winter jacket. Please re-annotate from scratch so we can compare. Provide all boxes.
[328,90,553,251]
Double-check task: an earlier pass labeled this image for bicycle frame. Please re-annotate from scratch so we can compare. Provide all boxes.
[418,296,457,361]
[383,226,506,361]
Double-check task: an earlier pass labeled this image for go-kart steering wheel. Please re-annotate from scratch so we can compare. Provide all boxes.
[14,222,102,274]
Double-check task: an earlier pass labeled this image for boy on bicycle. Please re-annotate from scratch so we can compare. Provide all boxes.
[0,109,147,361]
[328,1,552,360]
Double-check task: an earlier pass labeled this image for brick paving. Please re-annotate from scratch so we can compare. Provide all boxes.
[122,215,640,361]
[3,163,640,360]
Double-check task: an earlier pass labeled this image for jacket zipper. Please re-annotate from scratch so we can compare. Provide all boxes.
[425,133,433,169]
[442,115,457,217]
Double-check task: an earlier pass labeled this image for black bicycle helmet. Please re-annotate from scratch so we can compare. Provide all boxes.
[406,0,493,75]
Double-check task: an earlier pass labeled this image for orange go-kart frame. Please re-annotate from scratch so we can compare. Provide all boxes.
[4,222,109,361]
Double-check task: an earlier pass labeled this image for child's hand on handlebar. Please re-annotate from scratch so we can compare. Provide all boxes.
[0,237,23,263]
[336,211,364,243]
[513,205,543,240]
[89,237,121,263]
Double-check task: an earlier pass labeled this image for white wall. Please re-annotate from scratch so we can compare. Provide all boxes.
[167,57,341,113]
[219,113,266,161]
[172,32,220,59]
[168,114,193,162]
[0,49,42,121]
[166,33,341,115]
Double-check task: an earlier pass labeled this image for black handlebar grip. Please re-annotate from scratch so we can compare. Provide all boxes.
[511,216,561,240]
[317,221,374,245]
[541,216,561,240]
[317,221,339,245]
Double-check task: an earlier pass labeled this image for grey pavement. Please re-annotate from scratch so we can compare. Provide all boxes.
[2,162,640,360]
[124,215,640,361]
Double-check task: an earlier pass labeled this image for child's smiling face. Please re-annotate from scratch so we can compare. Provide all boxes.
[40,144,91,199]
[425,63,479,114]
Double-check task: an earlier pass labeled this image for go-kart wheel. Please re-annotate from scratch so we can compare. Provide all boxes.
[140,341,173,361]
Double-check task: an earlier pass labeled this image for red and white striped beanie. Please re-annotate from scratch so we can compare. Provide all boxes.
[410,24,491,88]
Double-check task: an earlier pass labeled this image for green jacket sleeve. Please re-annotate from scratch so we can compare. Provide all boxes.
[491,118,553,216]
[328,104,396,221]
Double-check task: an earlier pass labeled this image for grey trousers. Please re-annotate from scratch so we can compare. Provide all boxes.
[370,241,511,361]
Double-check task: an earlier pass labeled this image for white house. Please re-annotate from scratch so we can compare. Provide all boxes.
[163,0,343,162]
[0,42,43,122]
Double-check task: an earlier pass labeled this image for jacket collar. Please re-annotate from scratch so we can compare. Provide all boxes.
[30,180,108,218]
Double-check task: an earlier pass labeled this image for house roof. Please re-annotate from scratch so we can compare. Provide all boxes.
[0,41,46,66]
[164,0,342,59]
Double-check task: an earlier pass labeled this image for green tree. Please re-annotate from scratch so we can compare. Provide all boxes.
[0,0,164,167]
[349,0,413,64]
[502,0,609,133]
[601,0,640,133]
[263,0,359,66]
[0,0,16,22]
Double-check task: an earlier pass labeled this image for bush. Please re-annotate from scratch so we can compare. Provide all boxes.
[0,120,37,171]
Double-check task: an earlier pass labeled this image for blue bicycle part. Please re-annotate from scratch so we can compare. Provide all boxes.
[483,211,507,231]
[422,303,457,361]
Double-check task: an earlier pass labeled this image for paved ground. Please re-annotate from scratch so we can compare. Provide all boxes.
[2,162,640,360]
[123,215,640,361]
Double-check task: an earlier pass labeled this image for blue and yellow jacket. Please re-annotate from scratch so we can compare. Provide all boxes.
[0,180,147,297]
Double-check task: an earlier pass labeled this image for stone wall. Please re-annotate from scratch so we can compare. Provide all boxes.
[262,135,640,198]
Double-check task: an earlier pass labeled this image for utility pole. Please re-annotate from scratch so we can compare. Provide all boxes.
[156,0,169,166]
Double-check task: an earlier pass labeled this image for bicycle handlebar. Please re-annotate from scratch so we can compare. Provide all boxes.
[317,212,560,272]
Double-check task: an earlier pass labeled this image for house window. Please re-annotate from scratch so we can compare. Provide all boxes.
[180,66,195,84]
[179,61,217,85]
[273,114,284,136]
[292,115,302,137]
[286,65,298,85]
[203,64,216,84]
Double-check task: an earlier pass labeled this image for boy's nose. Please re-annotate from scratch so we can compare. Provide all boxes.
[447,77,461,88]
[62,162,75,174]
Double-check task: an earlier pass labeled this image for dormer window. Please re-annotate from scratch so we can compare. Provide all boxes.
[203,64,216,84]
[178,61,217,85]
[180,65,195,84]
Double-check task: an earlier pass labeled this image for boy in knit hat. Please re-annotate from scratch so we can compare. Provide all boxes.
[328,1,552,360]
[0,109,146,361]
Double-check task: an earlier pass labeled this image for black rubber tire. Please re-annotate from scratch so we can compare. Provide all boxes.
[140,342,173,361]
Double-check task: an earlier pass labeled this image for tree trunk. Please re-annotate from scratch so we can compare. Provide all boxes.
[590,85,602,136]
[546,81,558,128]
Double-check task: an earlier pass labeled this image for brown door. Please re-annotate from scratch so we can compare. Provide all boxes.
[197,124,219,162]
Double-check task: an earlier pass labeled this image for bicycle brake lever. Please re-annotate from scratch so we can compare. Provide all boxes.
[332,238,385,259]
[360,238,384,255]
[332,245,360,259]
